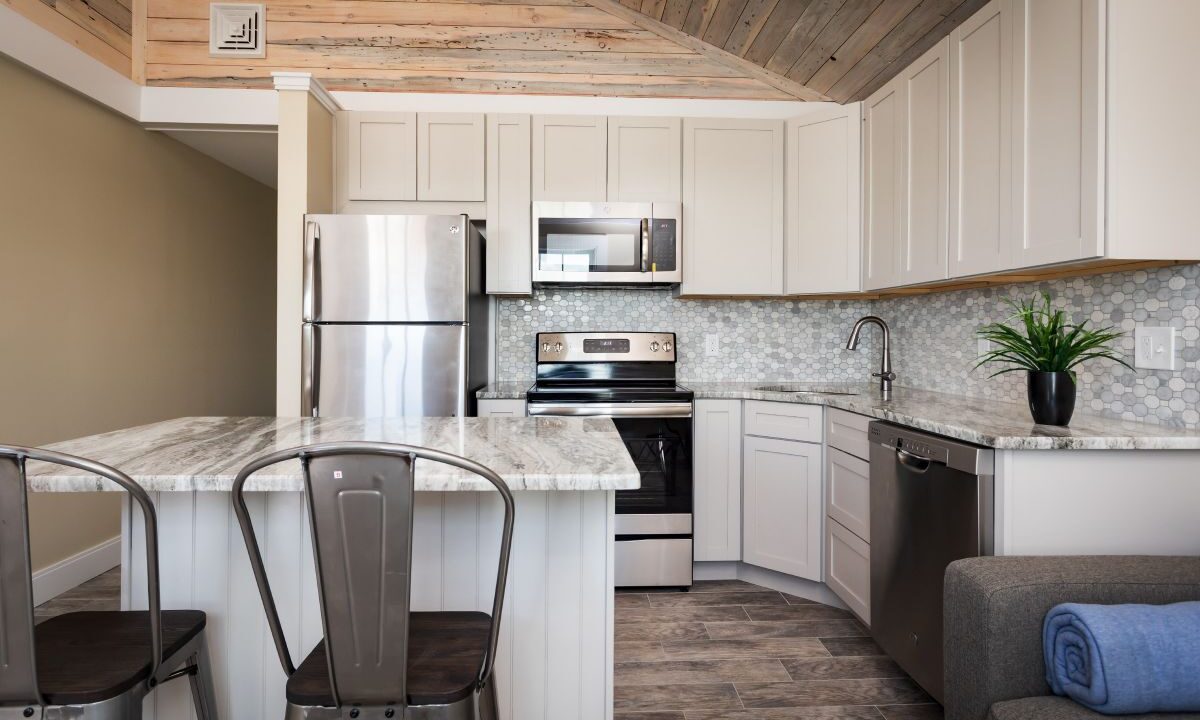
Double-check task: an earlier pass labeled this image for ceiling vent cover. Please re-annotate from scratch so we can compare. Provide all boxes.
[209,3,265,58]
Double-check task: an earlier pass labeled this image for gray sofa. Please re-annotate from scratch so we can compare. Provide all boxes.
[943,555,1200,720]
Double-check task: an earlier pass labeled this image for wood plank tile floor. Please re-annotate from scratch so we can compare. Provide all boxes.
[615,579,943,720]
[36,571,943,719]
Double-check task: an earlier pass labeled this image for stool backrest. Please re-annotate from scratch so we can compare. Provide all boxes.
[232,441,514,711]
[0,446,163,709]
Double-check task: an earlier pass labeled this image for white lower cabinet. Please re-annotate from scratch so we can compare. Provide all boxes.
[826,518,871,625]
[826,447,870,542]
[476,398,526,417]
[742,435,822,581]
[693,400,742,561]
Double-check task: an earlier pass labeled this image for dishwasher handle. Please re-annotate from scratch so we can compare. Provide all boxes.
[896,446,935,473]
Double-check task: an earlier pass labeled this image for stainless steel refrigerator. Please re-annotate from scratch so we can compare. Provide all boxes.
[301,214,488,418]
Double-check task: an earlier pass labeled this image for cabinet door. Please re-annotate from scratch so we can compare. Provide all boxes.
[862,80,903,290]
[485,114,532,295]
[826,448,870,541]
[1011,0,1103,267]
[531,115,607,201]
[949,0,1014,277]
[346,112,416,201]
[417,113,485,201]
[742,436,822,580]
[826,518,870,625]
[608,116,681,203]
[693,400,742,562]
[682,118,784,296]
[785,104,862,295]
[900,38,950,286]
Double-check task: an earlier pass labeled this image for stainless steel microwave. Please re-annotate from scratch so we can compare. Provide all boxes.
[532,201,681,285]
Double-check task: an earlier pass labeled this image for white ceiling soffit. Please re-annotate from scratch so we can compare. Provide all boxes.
[160,129,277,188]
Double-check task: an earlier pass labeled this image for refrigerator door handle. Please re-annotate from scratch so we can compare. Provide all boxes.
[303,220,321,322]
[302,325,320,417]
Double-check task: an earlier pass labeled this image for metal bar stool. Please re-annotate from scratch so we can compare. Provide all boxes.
[0,445,218,720]
[231,441,515,720]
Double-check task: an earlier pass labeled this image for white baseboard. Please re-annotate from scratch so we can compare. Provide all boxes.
[694,560,848,610]
[32,536,121,605]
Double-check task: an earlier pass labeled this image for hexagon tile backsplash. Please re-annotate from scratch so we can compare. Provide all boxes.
[495,264,1200,429]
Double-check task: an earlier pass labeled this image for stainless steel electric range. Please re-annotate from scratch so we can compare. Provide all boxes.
[526,332,694,589]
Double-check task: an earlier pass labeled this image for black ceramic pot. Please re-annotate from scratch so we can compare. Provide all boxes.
[1027,371,1076,426]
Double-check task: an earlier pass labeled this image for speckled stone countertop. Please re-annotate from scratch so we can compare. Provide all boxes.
[477,381,534,400]
[26,416,640,493]
[477,382,1200,450]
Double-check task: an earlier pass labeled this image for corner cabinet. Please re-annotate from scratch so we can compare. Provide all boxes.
[693,400,742,562]
[785,105,862,295]
[531,115,607,201]
[681,118,784,296]
[742,435,822,581]
[485,114,532,295]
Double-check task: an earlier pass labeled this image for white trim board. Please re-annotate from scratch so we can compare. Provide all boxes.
[693,560,847,609]
[32,536,121,606]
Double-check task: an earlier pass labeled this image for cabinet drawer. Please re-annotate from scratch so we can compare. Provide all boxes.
[826,518,870,626]
[477,399,526,417]
[826,448,870,541]
[826,408,872,460]
[744,401,822,443]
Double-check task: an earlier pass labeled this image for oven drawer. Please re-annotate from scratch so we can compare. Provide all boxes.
[744,401,823,443]
[615,538,693,587]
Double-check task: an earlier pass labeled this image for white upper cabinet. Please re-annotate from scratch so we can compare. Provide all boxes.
[532,115,607,201]
[346,112,417,201]
[785,104,862,295]
[607,116,682,203]
[1011,0,1102,267]
[900,38,950,286]
[949,0,1014,277]
[693,400,742,562]
[742,435,822,581]
[417,113,485,202]
[485,114,532,295]
[863,80,904,291]
[682,118,784,296]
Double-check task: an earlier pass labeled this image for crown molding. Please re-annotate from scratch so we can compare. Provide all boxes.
[271,71,341,114]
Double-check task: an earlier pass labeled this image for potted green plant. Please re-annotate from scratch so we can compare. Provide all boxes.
[975,293,1131,426]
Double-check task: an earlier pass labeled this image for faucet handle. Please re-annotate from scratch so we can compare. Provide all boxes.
[872,370,897,381]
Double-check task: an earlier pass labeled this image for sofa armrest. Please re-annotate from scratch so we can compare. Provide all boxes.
[943,555,1200,720]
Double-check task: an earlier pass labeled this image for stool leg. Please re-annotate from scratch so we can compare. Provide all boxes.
[188,634,220,720]
[475,680,499,720]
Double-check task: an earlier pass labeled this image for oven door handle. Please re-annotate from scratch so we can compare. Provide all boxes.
[527,402,693,418]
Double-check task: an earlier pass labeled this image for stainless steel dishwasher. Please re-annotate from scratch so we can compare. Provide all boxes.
[869,421,994,704]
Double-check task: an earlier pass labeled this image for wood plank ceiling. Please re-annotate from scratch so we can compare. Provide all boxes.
[609,0,992,102]
[143,0,798,99]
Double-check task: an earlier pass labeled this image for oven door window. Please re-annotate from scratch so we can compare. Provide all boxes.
[613,417,692,515]
[538,218,643,273]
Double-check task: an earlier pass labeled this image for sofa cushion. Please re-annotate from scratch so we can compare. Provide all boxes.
[989,697,1200,720]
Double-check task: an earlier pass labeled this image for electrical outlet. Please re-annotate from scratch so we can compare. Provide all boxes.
[705,334,720,356]
[977,338,991,356]
[1135,326,1177,370]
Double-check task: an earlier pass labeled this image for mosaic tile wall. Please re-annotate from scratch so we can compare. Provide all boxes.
[494,288,877,382]
[877,264,1200,428]
[495,264,1200,427]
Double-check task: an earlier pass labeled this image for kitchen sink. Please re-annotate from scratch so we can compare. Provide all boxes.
[753,384,860,396]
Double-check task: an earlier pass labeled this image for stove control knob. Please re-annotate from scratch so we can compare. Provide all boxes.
[554,342,564,353]
[541,343,551,353]
[663,341,673,352]
[650,341,661,352]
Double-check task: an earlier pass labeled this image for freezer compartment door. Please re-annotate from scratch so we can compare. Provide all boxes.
[304,214,467,323]
[304,324,467,417]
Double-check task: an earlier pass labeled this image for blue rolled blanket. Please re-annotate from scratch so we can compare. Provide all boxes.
[1043,601,1200,714]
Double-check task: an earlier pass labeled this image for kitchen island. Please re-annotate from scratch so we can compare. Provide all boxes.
[28,416,639,720]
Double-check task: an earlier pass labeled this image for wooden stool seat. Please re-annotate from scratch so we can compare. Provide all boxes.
[34,610,208,706]
[287,611,492,707]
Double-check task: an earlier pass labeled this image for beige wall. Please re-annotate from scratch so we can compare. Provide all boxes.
[0,54,277,572]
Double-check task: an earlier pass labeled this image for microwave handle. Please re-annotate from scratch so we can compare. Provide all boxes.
[640,217,651,273]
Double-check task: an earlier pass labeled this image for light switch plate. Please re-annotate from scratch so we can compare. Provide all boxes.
[704,334,720,356]
[1134,326,1177,370]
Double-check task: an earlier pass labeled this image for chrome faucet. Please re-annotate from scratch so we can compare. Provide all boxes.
[846,316,895,397]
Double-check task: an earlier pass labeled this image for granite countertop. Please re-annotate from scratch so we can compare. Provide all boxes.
[477,381,533,400]
[26,416,641,493]
[477,382,1200,451]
